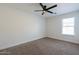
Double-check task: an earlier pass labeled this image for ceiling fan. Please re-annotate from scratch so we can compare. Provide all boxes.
[35,3,57,15]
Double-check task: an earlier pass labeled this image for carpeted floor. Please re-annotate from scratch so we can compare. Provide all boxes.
[0,37,79,55]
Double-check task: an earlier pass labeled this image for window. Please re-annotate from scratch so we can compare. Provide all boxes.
[62,17,75,35]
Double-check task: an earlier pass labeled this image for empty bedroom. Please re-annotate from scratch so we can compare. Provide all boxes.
[0,3,79,55]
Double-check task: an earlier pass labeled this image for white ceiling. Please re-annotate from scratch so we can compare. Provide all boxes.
[1,3,79,18]
[43,3,79,17]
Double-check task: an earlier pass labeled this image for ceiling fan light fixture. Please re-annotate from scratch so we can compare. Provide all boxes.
[43,11,45,12]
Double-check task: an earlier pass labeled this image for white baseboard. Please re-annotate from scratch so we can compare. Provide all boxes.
[0,36,44,50]
[0,35,79,50]
[47,35,79,44]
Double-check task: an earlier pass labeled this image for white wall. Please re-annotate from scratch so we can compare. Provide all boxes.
[46,11,79,44]
[0,5,79,50]
[0,6,45,50]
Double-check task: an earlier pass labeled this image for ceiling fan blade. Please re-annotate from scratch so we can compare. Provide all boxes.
[47,11,53,14]
[35,10,43,12]
[40,3,44,9]
[46,4,57,10]
[42,12,45,15]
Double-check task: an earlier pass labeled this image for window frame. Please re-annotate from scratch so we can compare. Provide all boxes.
[62,17,75,35]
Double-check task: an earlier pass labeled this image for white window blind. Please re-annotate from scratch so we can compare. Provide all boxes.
[62,17,75,35]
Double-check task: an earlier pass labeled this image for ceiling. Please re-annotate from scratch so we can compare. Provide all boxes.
[1,3,79,18]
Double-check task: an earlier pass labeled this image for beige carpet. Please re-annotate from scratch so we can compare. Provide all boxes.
[0,37,79,55]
